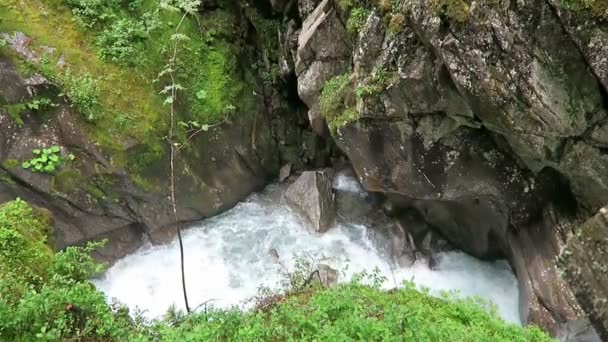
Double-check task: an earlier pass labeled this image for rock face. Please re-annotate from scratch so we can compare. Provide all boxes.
[284,170,335,233]
[282,0,608,336]
[295,0,351,135]
[0,1,334,263]
[562,206,608,341]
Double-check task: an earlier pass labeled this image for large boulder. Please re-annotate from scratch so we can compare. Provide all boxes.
[562,206,608,341]
[284,170,335,233]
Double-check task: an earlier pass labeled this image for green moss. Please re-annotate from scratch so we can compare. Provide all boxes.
[185,42,242,123]
[2,159,20,169]
[86,183,106,199]
[51,168,83,193]
[1,103,26,126]
[244,7,280,59]
[0,174,16,185]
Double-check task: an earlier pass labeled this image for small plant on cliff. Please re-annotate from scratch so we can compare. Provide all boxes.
[25,97,56,111]
[60,70,101,121]
[21,146,74,174]
[346,7,370,35]
[431,0,471,23]
[319,73,360,134]
[65,0,120,28]
[96,18,148,66]
[560,0,608,20]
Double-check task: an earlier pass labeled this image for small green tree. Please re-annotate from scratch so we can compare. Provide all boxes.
[157,0,202,314]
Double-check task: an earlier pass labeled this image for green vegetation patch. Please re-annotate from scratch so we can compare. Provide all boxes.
[431,0,472,22]
[560,0,608,20]
[0,198,553,341]
[21,146,74,174]
[0,0,258,189]
[0,199,53,297]
[51,168,84,193]
[158,282,551,341]
[346,7,370,35]
[320,73,361,134]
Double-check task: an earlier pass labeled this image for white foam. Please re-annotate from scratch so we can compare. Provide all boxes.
[94,184,521,324]
[333,172,366,194]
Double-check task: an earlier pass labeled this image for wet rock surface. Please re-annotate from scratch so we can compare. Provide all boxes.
[280,0,608,336]
[562,206,608,341]
[284,170,335,233]
[0,41,328,263]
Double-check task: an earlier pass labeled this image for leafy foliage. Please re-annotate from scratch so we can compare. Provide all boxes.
[319,73,360,133]
[346,7,370,35]
[21,146,74,174]
[25,97,56,111]
[61,71,101,121]
[1,97,56,127]
[96,18,149,66]
[153,277,551,341]
[65,0,121,27]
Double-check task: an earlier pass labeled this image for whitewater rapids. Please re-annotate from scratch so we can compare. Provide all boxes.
[94,175,521,324]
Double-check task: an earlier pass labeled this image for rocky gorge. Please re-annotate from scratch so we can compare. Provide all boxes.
[1,0,608,340]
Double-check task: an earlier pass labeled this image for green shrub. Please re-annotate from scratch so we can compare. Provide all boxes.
[0,199,53,298]
[61,71,101,121]
[346,7,370,35]
[96,18,148,66]
[154,279,552,341]
[319,73,360,133]
[0,199,136,341]
[65,0,121,28]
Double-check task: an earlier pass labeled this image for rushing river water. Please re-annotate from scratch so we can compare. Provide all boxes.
[94,175,521,325]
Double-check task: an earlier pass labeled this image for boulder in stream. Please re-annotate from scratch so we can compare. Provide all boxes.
[284,171,335,233]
